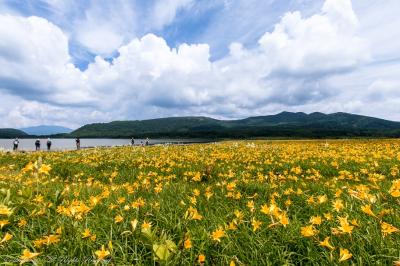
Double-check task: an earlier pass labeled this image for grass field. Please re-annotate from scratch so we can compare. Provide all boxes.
[0,140,399,265]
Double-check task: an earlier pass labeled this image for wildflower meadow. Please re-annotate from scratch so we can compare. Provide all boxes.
[0,140,399,265]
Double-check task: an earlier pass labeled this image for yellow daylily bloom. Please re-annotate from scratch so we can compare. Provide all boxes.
[184,238,192,249]
[0,205,13,216]
[339,248,352,262]
[198,254,206,264]
[0,232,13,243]
[38,164,51,175]
[0,220,9,229]
[114,214,124,223]
[252,218,262,232]
[211,227,226,242]
[95,245,110,261]
[361,204,375,217]
[319,237,334,250]
[82,228,91,239]
[381,222,399,237]
[141,221,152,230]
[18,219,27,227]
[20,249,40,264]
[310,216,322,225]
[301,225,318,237]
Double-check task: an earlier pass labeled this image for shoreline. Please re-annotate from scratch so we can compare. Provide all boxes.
[2,138,399,153]
[0,141,211,153]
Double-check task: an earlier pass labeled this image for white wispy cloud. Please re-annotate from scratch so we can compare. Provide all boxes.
[150,0,194,30]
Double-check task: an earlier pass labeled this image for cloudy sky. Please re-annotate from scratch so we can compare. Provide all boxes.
[0,0,399,128]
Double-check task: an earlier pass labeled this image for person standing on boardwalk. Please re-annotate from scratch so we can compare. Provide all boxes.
[35,139,41,151]
[131,137,135,146]
[13,138,19,151]
[75,137,80,150]
[47,138,52,151]
[145,138,149,146]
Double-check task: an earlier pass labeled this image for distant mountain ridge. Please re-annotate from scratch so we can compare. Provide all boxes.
[21,125,73,136]
[0,128,28,138]
[70,112,400,138]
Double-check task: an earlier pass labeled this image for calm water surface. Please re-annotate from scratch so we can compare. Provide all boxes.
[0,138,199,151]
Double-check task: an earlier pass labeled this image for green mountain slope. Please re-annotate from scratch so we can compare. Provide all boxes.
[0,128,28,138]
[70,112,400,138]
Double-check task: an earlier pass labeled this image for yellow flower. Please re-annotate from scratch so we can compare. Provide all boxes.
[260,204,269,215]
[317,195,328,204]
[22,162,35,173]
[33,234,60,247]
[389,180,400,197]
[0,205,13,216]
[20,249,40,264]
[38,164,51,175]
[117,197,126,204]
[350,219,360,227]
[205,191,214,200]
[339,248,352,262]
[307,196,315,205]
[190,189,199,197]
[324,213,333,221]
[285,199,292,206]
[361,204,375,217]
[33,239,45,248]
[141,221,152,230]
[43,234,60,245]
[82,228,91,239]
[184,238,192,249]
[227,220,238,231]
[197,254,206,265]
[131,219,138,231]
[95,245,111,261]
[390,189,400,197]
[191,211,203,220]
[310,216,322,225]
[319,237,334,250]
[337,216,354,235]
[33,194,44,204]
[0,232,13,243]
[186,207,203,221]
[211,227,226,242]
[198,254,206,264]
[234,210,243,220]
[18,219,27,227]
[252,218,262,231]
[247,200,255,212]
[192,172,202,182]
[114,214,124,224]
[89,196,101,206]
[381,222,399,237]
[332,199,344,212]
[0,220,9,229]
[300,225,318,237]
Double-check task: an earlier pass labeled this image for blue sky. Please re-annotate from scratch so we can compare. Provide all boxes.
[0,0,399,128]
[2,0,324,68]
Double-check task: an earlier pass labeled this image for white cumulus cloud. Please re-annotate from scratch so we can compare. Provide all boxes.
[1,0,400,128]
[0,15,93,106]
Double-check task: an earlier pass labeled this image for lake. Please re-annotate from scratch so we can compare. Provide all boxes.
[0,138,202,151]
